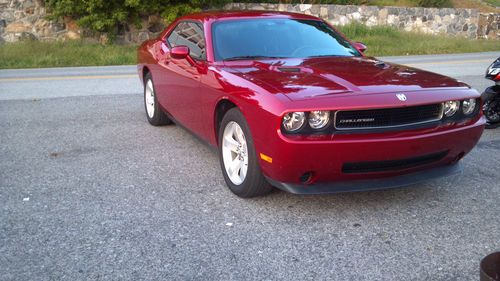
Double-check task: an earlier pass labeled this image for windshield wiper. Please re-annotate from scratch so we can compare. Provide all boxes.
[223,55,287,61]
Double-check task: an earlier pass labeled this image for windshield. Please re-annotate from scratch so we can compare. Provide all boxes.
[212,18,361,61]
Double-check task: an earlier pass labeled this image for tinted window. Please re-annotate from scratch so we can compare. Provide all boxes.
[167,21,206,60]
[212,19,361,61]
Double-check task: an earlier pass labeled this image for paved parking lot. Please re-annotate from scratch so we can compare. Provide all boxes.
[1,52,499,280]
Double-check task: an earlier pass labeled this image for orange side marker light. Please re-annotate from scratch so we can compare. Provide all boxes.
[260,153,273,163]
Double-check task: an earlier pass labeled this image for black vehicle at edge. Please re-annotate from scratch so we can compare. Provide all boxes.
[482,57,500,129]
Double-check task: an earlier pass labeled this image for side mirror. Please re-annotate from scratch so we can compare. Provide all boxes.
[353,42,367,53]
[171,45,190,59]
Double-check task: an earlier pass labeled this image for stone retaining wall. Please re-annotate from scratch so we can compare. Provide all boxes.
[0,0,70,42]
[478,13,500,38]
[0,0,498,43]
[0,0,164,43]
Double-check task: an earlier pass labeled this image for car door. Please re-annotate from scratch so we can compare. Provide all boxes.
[155,21,207,134]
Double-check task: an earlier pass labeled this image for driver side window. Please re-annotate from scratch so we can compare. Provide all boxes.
[167,21,206,60]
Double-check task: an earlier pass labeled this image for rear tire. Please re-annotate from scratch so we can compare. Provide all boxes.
[218,108,272,198]
[144,72,172,126]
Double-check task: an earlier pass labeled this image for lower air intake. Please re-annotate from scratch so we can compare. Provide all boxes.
[342,150,448,174]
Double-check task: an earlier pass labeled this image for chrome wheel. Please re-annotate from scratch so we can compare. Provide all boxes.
[222,121,248,185]
[145,79,155,118]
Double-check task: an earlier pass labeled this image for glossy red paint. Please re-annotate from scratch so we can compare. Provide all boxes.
[170,45,189,59]
[137,11,485,191]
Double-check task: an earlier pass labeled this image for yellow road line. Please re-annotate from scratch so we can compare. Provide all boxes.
[407,59,491,66]
[0,74,136,82]
[0,58,493,82]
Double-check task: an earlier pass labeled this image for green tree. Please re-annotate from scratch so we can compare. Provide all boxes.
[45,0,230,35]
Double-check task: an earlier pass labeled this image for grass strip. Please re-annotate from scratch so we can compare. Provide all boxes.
[0,41,137,69]
[1,24,498,69]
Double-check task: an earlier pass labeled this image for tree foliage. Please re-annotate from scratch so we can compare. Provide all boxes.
[45,0,230,35]
[415,0,452,7]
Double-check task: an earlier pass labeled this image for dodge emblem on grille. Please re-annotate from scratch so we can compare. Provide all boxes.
[396,93,407,101]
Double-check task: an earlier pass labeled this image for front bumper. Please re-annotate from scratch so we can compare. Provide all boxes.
[258,117,485,192]
[265,162,462,194]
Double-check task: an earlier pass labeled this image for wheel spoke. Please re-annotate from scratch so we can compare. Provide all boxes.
[226,122,235,137]
[228,158,242,177]
[234,125,245,144]
[239,161,248,182]
[223,135,239,153]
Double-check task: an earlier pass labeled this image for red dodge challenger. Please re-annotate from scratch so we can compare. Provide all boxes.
[137,11,485,197]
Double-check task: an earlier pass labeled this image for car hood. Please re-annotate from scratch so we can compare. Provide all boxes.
[221,56,468,101]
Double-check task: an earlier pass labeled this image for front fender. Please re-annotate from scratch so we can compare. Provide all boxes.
[482,85,499,101]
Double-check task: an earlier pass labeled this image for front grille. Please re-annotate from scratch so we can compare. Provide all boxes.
[334,103,443,130]
[342,150,448,174]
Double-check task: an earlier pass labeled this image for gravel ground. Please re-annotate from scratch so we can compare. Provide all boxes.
[1,94,499,280]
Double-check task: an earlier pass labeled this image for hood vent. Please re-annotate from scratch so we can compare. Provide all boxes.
[277,67,302,73]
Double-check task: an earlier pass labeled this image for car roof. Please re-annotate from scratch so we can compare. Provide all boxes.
[180,10,321,22]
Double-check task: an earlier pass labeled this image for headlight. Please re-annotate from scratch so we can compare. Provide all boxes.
[462,99,476,115]
[443,101,460,117]
[488,67,500,76]
[308,111,330,129]
[282,112,305,132]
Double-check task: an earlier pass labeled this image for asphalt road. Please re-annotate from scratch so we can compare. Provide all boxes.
[1,52,500,280]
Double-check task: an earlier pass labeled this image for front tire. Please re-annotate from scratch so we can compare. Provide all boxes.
[482,88,500,124]
[218,108,272,198]
[144,72,172,126]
